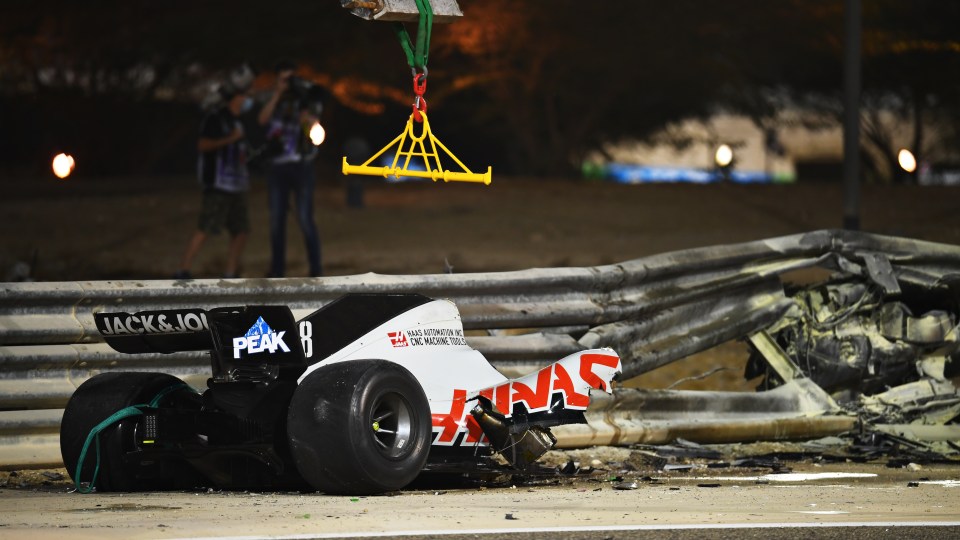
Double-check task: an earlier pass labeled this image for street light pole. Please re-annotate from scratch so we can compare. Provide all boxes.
[842,0,862,230]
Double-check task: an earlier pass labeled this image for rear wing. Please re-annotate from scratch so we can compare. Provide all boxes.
[95,306,306,368]
[95,308,215,354]
[96,295,434,371]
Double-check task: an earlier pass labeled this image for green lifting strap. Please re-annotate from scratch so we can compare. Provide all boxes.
[393,0,433,70]
[74,383,193,494]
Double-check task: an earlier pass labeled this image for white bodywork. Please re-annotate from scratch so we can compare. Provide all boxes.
[298,299,622,447]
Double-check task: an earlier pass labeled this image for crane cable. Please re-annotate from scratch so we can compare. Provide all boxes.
[341,0,491,184]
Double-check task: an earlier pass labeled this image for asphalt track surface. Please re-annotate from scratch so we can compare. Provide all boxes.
[167,524,960,540]
[3,464,959,539]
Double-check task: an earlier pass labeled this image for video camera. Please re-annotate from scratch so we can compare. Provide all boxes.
[284,75,326,114]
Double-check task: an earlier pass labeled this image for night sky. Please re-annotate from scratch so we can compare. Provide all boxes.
[1,1,959,179]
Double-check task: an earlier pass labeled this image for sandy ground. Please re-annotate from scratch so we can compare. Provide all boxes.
[4,172,960,282]
[3,174,960,536]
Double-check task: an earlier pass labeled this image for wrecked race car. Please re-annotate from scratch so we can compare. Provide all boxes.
[565,231,960,459]
[743,272,960,454]
[59,293,621,494]
[677,234,960,457]
[747,278,960,400]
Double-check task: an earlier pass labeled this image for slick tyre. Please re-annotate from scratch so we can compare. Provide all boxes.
[287,360,432,495]
[60,372,201,492]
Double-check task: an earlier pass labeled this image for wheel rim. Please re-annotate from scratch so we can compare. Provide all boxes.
[370,392,414,459]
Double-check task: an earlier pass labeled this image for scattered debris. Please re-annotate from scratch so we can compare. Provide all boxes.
[730,457,791,473]
[571,233,960,464]
[558,460,579,475]
[649,440,724,461]
[743,263,960,460]
[619,450,668,472]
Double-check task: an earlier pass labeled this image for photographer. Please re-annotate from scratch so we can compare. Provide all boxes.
[174,66,255,279]
[258,61,323,278]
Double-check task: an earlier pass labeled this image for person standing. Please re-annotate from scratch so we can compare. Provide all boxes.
[258,61,323,277]
[174,70,254,279]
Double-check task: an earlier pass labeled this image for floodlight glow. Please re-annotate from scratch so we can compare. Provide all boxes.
[715,144,733,168]
[309,122,326,146]
[52,153,76,179]
[898,149,917,173]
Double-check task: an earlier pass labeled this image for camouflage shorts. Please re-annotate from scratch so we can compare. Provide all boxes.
[198,189,249,235]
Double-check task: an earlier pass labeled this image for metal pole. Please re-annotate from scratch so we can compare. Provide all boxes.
[842,0,862,230]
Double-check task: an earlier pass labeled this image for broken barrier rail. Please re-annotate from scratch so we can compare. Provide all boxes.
[2,229,958,468]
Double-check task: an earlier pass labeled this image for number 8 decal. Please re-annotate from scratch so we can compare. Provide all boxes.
[299,321,313,358]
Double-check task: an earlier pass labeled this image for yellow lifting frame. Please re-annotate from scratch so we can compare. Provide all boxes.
[342,110,492,185]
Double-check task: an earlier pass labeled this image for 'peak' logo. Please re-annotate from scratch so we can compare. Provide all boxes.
[388,331,409,348]
[233,316,290,359]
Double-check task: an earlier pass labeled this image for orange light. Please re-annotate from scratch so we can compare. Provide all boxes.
[52,153,75,179]
[309,122,326,146]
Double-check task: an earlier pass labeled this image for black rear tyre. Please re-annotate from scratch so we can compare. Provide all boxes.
[287,360,432,495]
[60,371,201,492]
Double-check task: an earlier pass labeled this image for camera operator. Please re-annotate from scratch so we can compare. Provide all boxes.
[258,60,323,277]
[174,65,255,279]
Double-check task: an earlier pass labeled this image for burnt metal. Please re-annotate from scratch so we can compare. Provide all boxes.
[470,401,558,470]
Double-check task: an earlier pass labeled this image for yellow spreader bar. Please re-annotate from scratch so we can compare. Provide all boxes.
[342,110,492,185]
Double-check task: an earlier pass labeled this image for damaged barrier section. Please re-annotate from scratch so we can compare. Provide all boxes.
[1,229,958,469]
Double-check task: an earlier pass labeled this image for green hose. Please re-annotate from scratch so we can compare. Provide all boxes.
[74,383,193,494]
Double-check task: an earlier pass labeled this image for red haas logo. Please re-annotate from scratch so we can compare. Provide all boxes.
[388,331,409,348]
[430,351,622,446]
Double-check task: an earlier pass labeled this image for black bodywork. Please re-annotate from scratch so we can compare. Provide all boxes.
[79,294,444,491]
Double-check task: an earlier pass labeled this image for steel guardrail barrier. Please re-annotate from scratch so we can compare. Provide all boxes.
[2,229,959,468]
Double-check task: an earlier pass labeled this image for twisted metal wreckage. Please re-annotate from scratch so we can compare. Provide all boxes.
[1,229,959,470]
[561,229,960,462]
